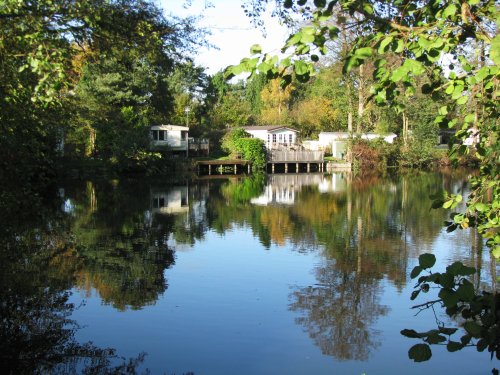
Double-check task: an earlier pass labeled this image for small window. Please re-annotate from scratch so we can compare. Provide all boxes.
[159,131,166,141]
[152,130,159,140]
[289,134,293,143]
[272,134,277,142]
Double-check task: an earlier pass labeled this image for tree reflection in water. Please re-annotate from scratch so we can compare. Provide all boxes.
[0,183,153,374]
[290,259,389,361]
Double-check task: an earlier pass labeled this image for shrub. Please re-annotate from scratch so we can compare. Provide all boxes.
[235,138,267,169]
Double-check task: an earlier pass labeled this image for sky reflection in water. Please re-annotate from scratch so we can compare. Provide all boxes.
[1,171,496,374]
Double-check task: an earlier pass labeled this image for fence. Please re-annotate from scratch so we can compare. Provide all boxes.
[268,150,324,162]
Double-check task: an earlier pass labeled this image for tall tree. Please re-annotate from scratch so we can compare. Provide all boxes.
[232,0,499,256]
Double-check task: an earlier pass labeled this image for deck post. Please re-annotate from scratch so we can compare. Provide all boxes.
[248,164,251,174]
[296,163,299,173]
[285,163,288,173]
[307,163,310,172]
[234,164,237,174]
[208,164,212,175]
[220,164,223,174]
[272,164,275,174]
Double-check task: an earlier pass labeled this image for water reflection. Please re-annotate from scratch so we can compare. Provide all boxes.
[61,180,175,311]
[0,196,148,374]
[290,259,389,360]
[1,170,493,373]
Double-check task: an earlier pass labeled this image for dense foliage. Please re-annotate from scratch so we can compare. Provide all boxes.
[0,0,208,180]
[221,127,267,169]
[227,0,499,364]
[230,0,498,256]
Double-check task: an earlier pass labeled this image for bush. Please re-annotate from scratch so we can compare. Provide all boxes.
[399,139,436,168]
[235,138,267,169]
[350,139,384,170]
[221,128,267,169]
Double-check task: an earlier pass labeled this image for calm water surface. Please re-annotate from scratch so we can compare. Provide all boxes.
[1,171,497,374]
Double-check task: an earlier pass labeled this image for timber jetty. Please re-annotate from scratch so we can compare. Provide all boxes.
[195,150,333,176]
[195,159,252,175]
[196,149,351,176]
[267,150,325,173]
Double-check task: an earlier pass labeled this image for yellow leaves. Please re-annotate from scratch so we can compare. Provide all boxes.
[290,97,338,132]
[259,77,295,124]
[260,208,293,245]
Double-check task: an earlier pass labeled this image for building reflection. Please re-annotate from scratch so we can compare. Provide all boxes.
[250,173,348,206]
[151,185,189,215]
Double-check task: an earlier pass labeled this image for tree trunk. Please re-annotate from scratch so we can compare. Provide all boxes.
[357,64,364,134]
[402,111,409,147]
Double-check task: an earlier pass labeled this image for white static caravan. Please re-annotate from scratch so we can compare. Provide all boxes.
[243,126,299,149]
[318,132,397,159]
[151,125,189,154]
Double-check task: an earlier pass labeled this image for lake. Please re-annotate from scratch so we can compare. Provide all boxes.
[1,170,497,374]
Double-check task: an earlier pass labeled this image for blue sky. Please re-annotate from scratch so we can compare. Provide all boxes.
[159,0,290,74]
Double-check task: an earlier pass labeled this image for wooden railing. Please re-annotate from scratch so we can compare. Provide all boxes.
[268,150,324,162]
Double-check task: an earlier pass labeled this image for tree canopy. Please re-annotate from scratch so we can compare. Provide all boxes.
[229,0,499,257]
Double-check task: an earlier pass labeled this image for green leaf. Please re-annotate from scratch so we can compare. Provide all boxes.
[447,341,463,352]
[426,332,447,344]
[439,288,459,308]
[446,262,476,276]
[419,253,436,269]
[403,59,426,75]
[294,60,310,76]
[477,338,488,352]
[408,344,432,362]
[438,106,448,116]
[417,37,432,50]
[456,281,475,301]
[378,36,393,53]
[401,329,424,338]
[285,32,302,47]
[463,322,482,338]
[300,33,315,44]
[475,66,490,82]
[394,39,404,53]
[443,199,453,209]
[343,56,361,73]
[411,265,423,279]
[438,327,458,335]
[474,202,488,212]
[442,4,457,19]
[250,44,262,54]
[391,66,408,82]
[411,290,420,300]
[491,34,500,66]
[302,26,316,35]
[257,62,271,74]
[354,47,373,60]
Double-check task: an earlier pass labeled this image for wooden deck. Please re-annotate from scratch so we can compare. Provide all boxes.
[267,150,325,173]
[195,159,252,175]
[268,150,324,162]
